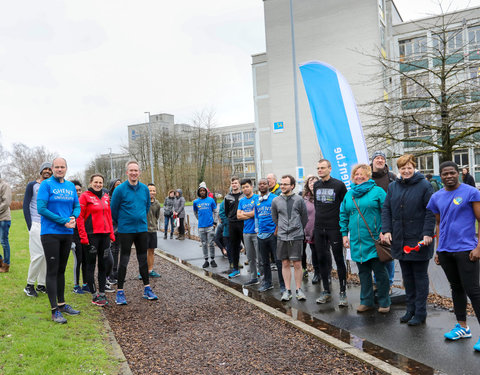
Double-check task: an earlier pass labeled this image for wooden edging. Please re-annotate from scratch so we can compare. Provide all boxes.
[157,251,408,375]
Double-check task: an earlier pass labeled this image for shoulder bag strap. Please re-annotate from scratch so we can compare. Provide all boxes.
[352,196,377,242]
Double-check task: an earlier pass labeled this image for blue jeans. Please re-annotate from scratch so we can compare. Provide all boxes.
[0,220,11,264]
[164,215,174,235]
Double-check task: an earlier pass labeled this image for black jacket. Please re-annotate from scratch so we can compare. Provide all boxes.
[381,172,435,261]
[223,191,243,223]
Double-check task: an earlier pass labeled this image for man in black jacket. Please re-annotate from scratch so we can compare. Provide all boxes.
[314,159,348,307]
[224,177,244,278]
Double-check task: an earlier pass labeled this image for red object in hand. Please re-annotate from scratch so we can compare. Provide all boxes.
[403,235,437,254]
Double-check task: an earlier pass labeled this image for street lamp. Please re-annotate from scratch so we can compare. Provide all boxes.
[144,111,154,184]
[108,148,113,180]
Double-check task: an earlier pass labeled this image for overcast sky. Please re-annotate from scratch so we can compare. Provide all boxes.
[1,0,479,176]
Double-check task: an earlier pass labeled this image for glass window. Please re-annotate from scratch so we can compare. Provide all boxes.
[453,150,469,166]
[244,148,254,157]
[468,25,480,50]
[243,131,255,142]
[469,66,480,86]
[222,134,231,144]
[416,155,434,173]
[232,132,242,143]
[245,164,255,173]
[447,30,464,54]
[399,36,427,61]
[400,73,429,98]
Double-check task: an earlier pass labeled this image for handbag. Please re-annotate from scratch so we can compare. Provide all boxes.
[352,197,393,263]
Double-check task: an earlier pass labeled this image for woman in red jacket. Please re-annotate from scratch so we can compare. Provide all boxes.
[77,174,115,306]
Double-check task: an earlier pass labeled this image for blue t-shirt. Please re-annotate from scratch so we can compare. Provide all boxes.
[238,194,258,234]
[193,197,217,228]
[37,177,80,235]
[254,193,276,236]
[427,183,480,252]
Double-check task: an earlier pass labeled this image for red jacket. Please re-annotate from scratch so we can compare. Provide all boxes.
[77,190,115,245]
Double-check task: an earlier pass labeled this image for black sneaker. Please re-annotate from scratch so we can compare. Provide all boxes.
[210,260,217,268]
[202,260,209,268]
[36,285,47,294]
[24,284,38,297]
[58,304,80,316]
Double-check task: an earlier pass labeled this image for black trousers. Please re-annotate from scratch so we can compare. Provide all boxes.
[41,234,72,309]
[178,218,185,235]
[86,233,110,294]
[229,221,244,270]
[399,260,429,319]
[117,232,149,289]
[315,227,346,292]
[439,250,480,323]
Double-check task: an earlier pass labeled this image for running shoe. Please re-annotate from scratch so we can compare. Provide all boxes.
[52,310,67,324]
[24,284,38,297]
[444,324,472,340]
[116,290,127,305]
[36,285,47,294]
[149,270,161,278]
[210,260,217,268]
[296,288,306,301]
[81,284,91,293]
[58,304,80,315]
[338,291,348,307]
[228,269,240,278]
[202,260,209,268]
[104,283,115,293]
[92,294,107,307]
[143,286,158,300]
[107,277,117,285]
[243,278,259,287]
[303,269,308,279]
[316,291,332,304]
[474,337,480,352]
[258,283,273,292]
[73,285,85,294]
[281,290,293,301]
[137,274,142,280]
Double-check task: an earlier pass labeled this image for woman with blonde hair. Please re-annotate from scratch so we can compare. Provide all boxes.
[381,154,435,325]
[340,164,390,313]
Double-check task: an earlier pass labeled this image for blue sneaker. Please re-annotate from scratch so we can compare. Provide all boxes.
[444,324,472,340]
[474,337,480,352]
[52,310,67,324]
[73,285,85,294]
[149,270,161,278]
[81,284,90,293]
[116,290,127,305]
[228,269,240,279]
[58,304,80,316]
[143,286,158,300]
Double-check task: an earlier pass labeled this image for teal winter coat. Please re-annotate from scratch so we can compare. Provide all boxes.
[339,181,386,263]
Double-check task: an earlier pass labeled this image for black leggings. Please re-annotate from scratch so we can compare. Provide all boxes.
[72,237,87,286]
[117,232,149,289]
[315,227,346,293]
[229,221,244,269]
[110,236,119,279]
[439,250,480,323]
[41,234,72,309]
[86,234,110,294]
[178,218,185,235]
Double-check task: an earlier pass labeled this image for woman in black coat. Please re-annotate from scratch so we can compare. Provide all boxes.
[462,167,476,188]
[381,154,435,326]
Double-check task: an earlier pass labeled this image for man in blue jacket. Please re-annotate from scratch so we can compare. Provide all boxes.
[111,161,158,305]
[193,184,217,268]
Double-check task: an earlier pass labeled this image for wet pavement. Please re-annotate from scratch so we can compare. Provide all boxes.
[156,235,480,375]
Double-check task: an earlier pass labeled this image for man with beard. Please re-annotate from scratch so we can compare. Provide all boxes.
[193,184,217,268]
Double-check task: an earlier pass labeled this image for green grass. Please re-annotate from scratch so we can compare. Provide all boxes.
[0,210,120,375]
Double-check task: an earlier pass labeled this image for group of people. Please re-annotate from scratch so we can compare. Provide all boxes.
[19,158,172,324]
[193,152,480,352]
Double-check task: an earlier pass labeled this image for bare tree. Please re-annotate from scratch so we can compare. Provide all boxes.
[362,5,480,163]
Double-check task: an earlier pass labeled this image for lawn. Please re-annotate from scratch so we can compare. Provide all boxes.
[0,210,120,375]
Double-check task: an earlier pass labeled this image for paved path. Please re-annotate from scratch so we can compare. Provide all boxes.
[156,235,480,375]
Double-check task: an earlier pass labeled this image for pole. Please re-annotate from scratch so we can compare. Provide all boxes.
[289,0,303,186]
[144,111,154,183]
[108,148,113,180]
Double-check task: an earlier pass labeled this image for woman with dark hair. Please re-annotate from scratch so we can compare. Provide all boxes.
[462,167,476,188]
[77,173,115,307]
[382,154,435,325]
[163,190,176,239]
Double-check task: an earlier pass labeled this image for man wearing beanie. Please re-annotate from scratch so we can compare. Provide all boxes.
[22,162,53,295]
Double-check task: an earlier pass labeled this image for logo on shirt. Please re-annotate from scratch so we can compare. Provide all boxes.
[316,188,335,204]
[453,197,463,205]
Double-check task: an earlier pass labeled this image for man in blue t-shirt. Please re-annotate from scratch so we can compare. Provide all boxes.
[427,161,480,351]
[193,184,217,268]
[237,179,259,286]
[254,178,285,293]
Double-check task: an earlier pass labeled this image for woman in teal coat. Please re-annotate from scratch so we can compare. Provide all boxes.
[339,164,391,313]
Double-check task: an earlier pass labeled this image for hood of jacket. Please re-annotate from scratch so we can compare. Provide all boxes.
[197,186,208,197]
[109,178,121,195]
[176,189,183,196]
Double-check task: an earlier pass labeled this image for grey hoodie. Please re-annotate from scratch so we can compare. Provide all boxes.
[271,193,307,241]
[173,189,185,219]
[0,179,12,222]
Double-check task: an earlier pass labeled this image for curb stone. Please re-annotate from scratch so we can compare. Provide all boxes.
[102,310,133,375]
[157,250,408,375]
